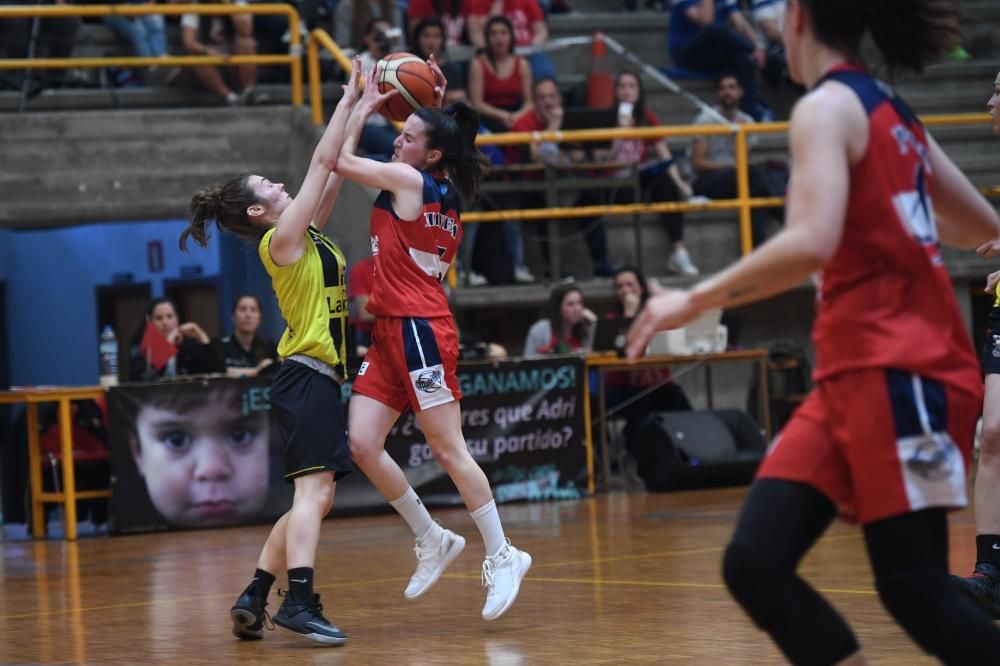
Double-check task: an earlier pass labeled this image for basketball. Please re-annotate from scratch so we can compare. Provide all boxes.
[375,52,437,122]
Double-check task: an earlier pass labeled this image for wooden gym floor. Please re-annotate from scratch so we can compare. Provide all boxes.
[0,487,980,665]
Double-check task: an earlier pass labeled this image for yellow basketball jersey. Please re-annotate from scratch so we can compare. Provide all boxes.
[994,281,1000,308]
[259,226,348,375]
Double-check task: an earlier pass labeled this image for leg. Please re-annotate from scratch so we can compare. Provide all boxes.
[348,392,465,600]
[190,64,236,101]
[954,373,1000,615]
[234,34,258,94]
[723,479,862,664]
[865,509,1000,664]
[271,471,346,645]
[416,401,532,620]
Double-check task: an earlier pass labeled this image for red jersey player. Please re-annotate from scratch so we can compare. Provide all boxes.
[627,0,1000,663]
[334,61,532,621]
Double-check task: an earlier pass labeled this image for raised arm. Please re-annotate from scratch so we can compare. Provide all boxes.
[268,59,362,264]
[336,66,427,200]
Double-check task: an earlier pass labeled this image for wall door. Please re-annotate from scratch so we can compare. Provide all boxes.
[165,278,221,338]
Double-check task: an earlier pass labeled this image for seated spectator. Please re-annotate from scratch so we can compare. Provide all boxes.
[214,295,278,378]
[578,69,699,276]
[407,0,468,51]
[180,0,263,106]
[128,298,224,381]
[466,0,557,81]
[468,16,533,132]
[690,72,782,247]
[605,266,692,457]
[750,0,784,46]
[523,283,596,356]
[411,16,468,105]
[357,17,400,160]
[334,0,401,54]
[0,0,81,92]
[668,0,772,120]
[347,256,375,357]
[103,0,173,86]
[511,78,615,279]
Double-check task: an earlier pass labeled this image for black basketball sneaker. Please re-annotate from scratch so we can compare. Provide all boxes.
[230,586,272,640]
[273,592,347,645]
[952,561,1000,619]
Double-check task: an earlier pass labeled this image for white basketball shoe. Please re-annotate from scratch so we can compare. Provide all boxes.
[481,539,532,620]
[404,526,466,600]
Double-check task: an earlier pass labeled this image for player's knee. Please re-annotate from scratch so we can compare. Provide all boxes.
[875,570,953,657]
[979,418,1000,458]
[348,432,380,465]
[723,540,784,628]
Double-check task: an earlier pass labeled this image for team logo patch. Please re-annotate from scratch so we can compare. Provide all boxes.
[415,369,443,393]
[905,434,957,481]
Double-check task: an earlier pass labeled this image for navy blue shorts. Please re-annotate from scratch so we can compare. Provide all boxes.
[270,359,353,482]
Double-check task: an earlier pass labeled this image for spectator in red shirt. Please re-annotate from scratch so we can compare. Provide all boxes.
[407,0,468,49]
[465,0,557,81]
[511,77,615,278]
[411,17,469,106]
[468,16,533,132]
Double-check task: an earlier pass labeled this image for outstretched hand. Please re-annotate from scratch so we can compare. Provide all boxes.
[625,289,698,359]
[358,63,399,116]
[986,269,1000,297]
[427,53,448,107]
[341,55,363,105]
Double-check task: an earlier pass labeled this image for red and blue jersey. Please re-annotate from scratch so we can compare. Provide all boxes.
[367,170,462,318]
[810,64,981,399]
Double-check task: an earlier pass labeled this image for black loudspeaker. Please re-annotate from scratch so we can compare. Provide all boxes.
[633,409,767,492]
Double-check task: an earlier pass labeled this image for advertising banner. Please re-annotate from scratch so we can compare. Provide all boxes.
[108,356,588,534]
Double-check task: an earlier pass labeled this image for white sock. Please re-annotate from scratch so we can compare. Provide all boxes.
[470,500,506,557]
[389,487,439,540]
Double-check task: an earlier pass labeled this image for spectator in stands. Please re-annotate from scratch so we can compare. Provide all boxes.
[103,0,170,85]
[347,256,375,357]
[605,266,692,456]
[578,69,700,276]
[214,295,278,378]
[180,0,264,106]
[668,0,773,120]
[128,298,224,381]
[407,0,468,50]
[334,0,401,53]
[468,16,533,132]
[511,77,615,279]
[524,282,596,356]
[0,0,81,91]
[690,71,782,247]
[750,0,784,46]
[357,17,400,160]
[466,0,557,81]
[412,17,468,105]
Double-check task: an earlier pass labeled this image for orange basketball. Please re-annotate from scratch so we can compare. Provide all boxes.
[375,52,437,122]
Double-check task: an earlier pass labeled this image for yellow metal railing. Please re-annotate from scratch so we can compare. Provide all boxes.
[307,28,352,126]
[0,3,304,105]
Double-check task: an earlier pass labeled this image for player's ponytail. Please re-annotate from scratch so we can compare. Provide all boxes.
[416,102,490,204]
[181,174,262,251]
[801,0,960,76]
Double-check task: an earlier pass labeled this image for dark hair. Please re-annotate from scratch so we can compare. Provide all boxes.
[130,297,179,347]
[412,17,447,60]
[613,265,649,316]
[431,0,462,17]
[483,15,515,69]
[614,69,648,127]
[546,283,589,344]
[532,76,560,97]
[354,2,395,51]
[800,0,961,76]
[414,102,490,203]
[181,174,263,252]
[715,70,741,89]
[231,294,262,314]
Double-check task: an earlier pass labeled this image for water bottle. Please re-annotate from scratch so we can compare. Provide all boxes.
[99,325,119,387]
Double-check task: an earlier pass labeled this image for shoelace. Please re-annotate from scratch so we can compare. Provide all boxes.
[481,558,496,591]
[413,537,437,562]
